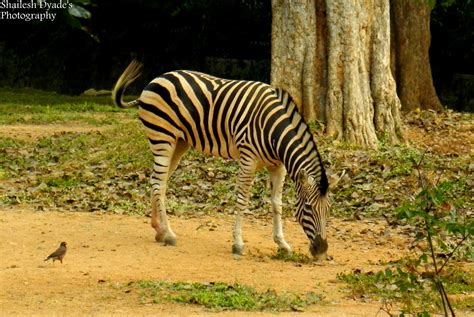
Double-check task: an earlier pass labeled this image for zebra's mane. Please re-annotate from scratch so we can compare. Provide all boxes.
[274,88,297,112]
[273,87,328,195]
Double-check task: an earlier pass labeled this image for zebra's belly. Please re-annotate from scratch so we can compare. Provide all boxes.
[194,138,240,161]
[138,100,245,161]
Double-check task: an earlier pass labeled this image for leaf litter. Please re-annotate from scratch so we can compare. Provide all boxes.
[0,110,472,229]
[0,108,472,314]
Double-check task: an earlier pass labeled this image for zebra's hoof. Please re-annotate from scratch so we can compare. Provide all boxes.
[155,231,166,243]
[277,247,292,256]
[164,236,177,246]
[155,233,164,243]
[155,231,176,246]
[232,244,244,256]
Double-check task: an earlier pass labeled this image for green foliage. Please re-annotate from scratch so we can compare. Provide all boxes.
[396,179,473,262]
[45,175,81,188]
[251,169,270,201]
[395,177,472,313]
[131,280,321,311]
[376,143,422,177]
[307,120,325,134]
[440,266,474,295]
[0,137,26,180]
[271,249,313,264]
[338,261,473,315]
[2,89,472,223]
[338,155,472,315]
[0,1,271,94]
[0,121,151,213]
[338,267,432,314]
[63,0,92,25]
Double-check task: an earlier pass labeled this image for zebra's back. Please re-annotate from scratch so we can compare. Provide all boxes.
[138,70,279,161]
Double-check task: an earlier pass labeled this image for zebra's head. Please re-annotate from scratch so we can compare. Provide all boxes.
[296,169,330,260]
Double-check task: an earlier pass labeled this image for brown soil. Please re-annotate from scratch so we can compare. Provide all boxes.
[1,207,407,316]
[404,110,474,156]
[1,119,472,316]
[0,123,105,141]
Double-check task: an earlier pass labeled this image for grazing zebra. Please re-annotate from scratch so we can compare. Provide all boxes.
[113,60,332,259]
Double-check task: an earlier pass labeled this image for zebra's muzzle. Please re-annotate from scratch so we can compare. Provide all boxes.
[309,235,328,260]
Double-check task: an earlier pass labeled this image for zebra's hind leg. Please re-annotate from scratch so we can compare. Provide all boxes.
[150,140,179,246]
[151,195,176,246]
[232,155,257,256]
[269,165,292,254]
[169,139,190,175]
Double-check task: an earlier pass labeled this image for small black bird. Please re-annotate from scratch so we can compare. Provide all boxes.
[44,242,67,263]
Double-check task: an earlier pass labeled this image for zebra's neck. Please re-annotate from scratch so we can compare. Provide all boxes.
[269,101,328,193]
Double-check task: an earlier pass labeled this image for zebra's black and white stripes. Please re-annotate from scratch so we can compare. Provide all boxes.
[113,60,331,258]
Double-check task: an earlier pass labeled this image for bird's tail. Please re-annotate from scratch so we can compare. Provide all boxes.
[112,59,143,109]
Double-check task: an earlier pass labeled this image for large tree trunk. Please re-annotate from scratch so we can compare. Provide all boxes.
[270,0,317,120]
[271,0,403,149]
[390,0,443,111]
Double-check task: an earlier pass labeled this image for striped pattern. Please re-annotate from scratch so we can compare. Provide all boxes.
[113,60,330,257]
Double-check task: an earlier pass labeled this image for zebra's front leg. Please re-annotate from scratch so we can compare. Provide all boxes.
[269,165,292,254]
[232,158,257,256]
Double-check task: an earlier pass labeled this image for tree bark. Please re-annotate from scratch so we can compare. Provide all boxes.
[272,0,404,148]
[325,0,379,148]
[271,0,317,120]
[372,0,404,144]
[390,0,443,111]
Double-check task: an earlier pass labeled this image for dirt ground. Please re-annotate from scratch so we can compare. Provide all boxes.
[1,121,472,316]
[0,123,105,141]
[1,207,411,316]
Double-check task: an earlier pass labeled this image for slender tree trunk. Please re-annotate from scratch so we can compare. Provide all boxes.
[390,0,443,111]
[272,0,403,148]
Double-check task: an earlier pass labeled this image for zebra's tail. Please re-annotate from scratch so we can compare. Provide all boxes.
[112,60,143,108]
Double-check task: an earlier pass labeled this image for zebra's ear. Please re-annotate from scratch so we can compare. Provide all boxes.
[297,169,311,189]
[328,170,346,190]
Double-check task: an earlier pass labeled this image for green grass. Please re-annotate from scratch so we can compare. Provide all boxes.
[1,88,473,219]
[1,88,473,314]
[0,119,152,213]
[271,249,314,264]
[0,87,114,106]
[0,87,135,125]
[337,263,474,314]
[445,266,473,289]
[129,280,322,311]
